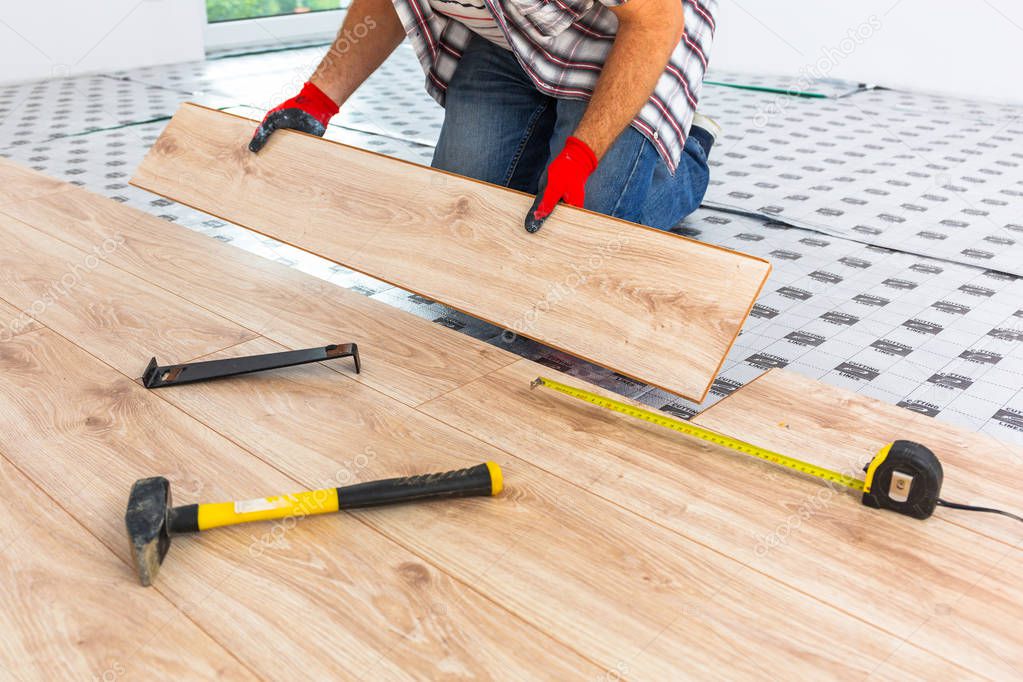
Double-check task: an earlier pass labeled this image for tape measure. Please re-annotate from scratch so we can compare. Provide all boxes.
[530,376,944,519]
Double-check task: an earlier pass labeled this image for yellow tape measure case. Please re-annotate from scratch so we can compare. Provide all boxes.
[861,441,943,519]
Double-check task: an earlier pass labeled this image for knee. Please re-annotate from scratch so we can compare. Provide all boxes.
[582,158,654,224]
[582,185,645,223]
[638,138,711,231]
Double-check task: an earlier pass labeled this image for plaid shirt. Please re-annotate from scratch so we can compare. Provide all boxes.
[393,0,719,173]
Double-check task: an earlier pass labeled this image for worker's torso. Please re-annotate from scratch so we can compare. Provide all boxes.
[427,0,511,49]
[395,0,720,173]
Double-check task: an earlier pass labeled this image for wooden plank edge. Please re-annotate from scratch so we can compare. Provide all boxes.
[0,296,42,341]
[37,326,607,675]
[0,157,79,209]
[692,368,1023,548]
[0,397,258,679]
[410,362,991,678]
[0,190,523,406]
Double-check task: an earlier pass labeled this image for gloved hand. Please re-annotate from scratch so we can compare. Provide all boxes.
[249,81,340,153]
[524,136,598,233]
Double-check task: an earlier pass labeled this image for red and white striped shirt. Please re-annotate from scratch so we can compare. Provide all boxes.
[428,0,511,49]
[393,0,719,174]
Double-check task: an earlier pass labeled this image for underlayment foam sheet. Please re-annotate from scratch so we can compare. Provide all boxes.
[0,75,187,145]
[2,45,1020,446]
[699,85,1023,275]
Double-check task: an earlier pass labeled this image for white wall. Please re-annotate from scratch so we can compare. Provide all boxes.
[0,0,206,85]
[711,0,1023,104]
[2,0,1021,104]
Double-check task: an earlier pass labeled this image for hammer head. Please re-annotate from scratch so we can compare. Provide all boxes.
[125,476,172,586]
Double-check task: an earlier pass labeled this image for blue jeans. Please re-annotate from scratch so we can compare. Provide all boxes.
[431,35,710,231]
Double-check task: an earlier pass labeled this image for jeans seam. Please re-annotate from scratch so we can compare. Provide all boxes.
[607,139,650,218]
[504,100,550,187]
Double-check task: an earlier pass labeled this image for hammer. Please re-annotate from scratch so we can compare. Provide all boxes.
[125,461,503,586]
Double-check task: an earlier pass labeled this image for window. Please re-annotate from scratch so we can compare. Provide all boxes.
[207,1,341,23]
[204,0,345,52]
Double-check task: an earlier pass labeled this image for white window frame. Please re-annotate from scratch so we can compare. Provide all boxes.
[205,7,345,53]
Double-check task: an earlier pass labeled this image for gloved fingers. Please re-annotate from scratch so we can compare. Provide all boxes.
[248,115,279,153]
[248,109,328,153]
[534,183,562,219]
[524,192,549,233]
[525,181,567,233]
[524,136,596,232]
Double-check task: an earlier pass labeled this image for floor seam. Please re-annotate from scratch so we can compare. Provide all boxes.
[0,404,263,681]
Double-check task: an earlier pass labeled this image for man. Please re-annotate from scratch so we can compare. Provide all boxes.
[250,0,719,232]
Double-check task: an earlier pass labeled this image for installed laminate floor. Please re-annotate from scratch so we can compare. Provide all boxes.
[0,162,1019,678]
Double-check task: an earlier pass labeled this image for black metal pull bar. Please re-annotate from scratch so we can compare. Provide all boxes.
[142,343,360,388]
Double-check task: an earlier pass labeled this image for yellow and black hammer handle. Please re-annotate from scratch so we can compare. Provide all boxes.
[165,462,503,533]
[127,462,502,585]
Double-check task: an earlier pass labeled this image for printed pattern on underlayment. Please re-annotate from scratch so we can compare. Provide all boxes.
[1,46,1020,446]
[650,209,1023,445]
[699,84,1023,276]
[110,42,445,148]
[0,75,191,145]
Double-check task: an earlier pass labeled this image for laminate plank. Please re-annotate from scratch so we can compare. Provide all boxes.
[154,336,962,680]
[0,212,255,378]
[0,455,251,680]
[692,369,1023,546]
[417,360,1023,677]
[0,298,40,340]
[130,103,772,401]
[0,329,597,680]
[1,185,516,406]
[0,157,72,207]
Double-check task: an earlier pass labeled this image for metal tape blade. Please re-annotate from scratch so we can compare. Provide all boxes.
[531,376,865,492]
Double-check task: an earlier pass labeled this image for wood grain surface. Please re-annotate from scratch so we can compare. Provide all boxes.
[130,103,772,401]
[0,329,596,680]
[0,157,71,207]
[418,360,1023,676]
[693,369,1023,547]
[3,165,1015,678]
[0,298,39,340]
[0,455,251,679]
[151,337,966,680]
[0,211,255,377]
[2,183,516,406]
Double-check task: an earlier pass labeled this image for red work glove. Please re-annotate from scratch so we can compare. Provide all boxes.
[249,81,340,153]
[525,136,599,233]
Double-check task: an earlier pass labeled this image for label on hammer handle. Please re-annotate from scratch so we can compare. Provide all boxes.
[234,497,282,514]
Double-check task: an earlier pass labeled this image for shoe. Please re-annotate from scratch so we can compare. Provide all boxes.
[691,112,721,142]
[689,112,721,158]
